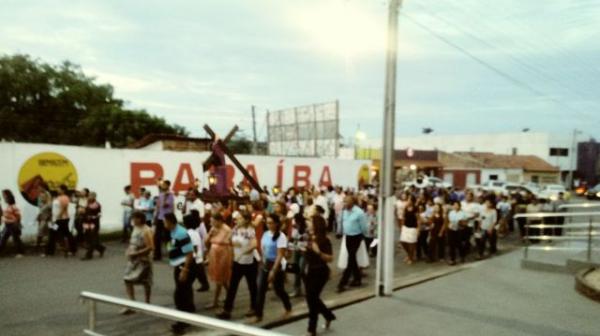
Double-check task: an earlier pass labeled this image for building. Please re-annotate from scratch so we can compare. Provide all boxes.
[438,151,484,188]
[128,134,212,152]
[367,149,443,184]
[361,132,577,183]
[577,140,600,187]
[439,152,560,188]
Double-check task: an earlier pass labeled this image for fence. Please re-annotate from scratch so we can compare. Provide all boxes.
[80,291,287,336]
[513,211,600,261]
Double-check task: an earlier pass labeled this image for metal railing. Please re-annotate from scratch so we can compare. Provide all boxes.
[80,291,288,336]
[513,211,600,261]
[558,202,600,211]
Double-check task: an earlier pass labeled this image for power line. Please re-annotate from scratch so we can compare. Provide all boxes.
[437,0,600,83]
[400,11,598,122]
[411,1,600,112]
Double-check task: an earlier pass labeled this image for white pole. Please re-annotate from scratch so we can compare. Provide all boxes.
[376,0,401,297]
[567,129,578,189]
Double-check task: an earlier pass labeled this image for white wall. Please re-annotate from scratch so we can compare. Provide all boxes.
[363,132,574,172]
[481,168,523,183]
[0,142,369,238]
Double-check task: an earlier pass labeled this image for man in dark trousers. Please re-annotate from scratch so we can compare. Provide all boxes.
[154,180,174,261]
[337,196,368,293]
[164,212,196,335]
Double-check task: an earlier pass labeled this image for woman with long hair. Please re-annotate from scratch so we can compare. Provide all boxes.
[429,203,445,262]
[0,189,24,257]
[303,215,336,336]
[399,195,419,265]
[254,214,292,323]
[217,211,258,320]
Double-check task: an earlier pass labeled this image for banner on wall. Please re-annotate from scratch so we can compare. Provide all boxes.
[0,143,370,238]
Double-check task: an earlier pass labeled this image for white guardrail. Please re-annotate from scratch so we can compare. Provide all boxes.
[80,291,288,336]
[513,210,600,261]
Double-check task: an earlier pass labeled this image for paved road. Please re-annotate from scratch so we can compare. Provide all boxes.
[0,232,520,336]
[276,249,600,336]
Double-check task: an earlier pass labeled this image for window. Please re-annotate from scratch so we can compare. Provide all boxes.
[531,175,539,183]
[549,148,569,156]
[512,147,518,155]
[489,174,498,181]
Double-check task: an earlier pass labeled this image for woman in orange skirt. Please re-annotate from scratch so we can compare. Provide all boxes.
[205,212,233,309]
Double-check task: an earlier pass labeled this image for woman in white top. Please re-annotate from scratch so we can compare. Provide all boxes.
[476,200,498,259]
[447,201,467,265]
[217,211,258,320]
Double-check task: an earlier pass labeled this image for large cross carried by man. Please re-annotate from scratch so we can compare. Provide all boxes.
[201,124,262,201]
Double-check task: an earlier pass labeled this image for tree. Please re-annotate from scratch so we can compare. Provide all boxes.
[0,54,187,147]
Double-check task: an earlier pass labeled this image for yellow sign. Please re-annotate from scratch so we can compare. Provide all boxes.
[18,152,78,205]
[358,164,370,186]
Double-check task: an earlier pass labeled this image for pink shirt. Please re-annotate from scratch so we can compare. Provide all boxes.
[3,205,21,224]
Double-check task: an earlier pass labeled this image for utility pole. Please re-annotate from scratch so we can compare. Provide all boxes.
[251,105,257,154]
[567,129,581,189]
[376,0,401,297]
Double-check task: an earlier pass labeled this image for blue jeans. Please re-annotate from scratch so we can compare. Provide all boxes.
[122,211,132,240]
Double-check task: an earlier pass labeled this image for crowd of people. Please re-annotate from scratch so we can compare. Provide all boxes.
[0,179,569,335]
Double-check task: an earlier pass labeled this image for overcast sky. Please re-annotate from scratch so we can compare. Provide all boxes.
[2,0,599,144]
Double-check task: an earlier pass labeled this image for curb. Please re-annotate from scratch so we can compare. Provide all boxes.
[575,268,600,303]
[261,265,468,329]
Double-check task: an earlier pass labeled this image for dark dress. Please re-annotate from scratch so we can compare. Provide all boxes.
[303,238,336,333]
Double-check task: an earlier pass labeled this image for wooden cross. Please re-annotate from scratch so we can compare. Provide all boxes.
[202,124,263,193]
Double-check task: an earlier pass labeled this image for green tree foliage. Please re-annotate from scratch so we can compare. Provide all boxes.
[0,54,187,147]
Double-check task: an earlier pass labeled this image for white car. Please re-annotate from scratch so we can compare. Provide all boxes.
[538,184,570,201]
[480,181,507,195]
[403,175,452,189]
[504,183,540,198]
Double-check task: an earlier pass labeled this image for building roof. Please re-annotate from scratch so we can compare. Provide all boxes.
[457,152,559,172]
[128,133,212,149]
[372,159,443,168]
[438,151,486,169]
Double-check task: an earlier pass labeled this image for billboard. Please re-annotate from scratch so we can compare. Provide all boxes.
[267,100,339,157]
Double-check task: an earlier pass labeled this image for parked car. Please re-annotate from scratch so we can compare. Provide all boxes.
[480,181,507,195]
[585,184,600,200]
[538,184,571,201]
[403,175,452,189]
[574,183,588,197]
[505,183,539,198]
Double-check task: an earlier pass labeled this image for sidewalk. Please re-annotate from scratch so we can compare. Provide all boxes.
[276,250,600,336]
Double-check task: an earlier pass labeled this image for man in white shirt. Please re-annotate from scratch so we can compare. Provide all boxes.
[461,192,481,254]
[332,187,345,237]
[121,185,135,242]
[314,190,330,220]
[183,189,205,218]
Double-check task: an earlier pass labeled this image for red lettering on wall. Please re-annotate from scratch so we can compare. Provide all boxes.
[173,163,196,194]
[241,164,260,187]
[276,160,284,187]
[318,165,332,188]
[130,162,163,197]
[293,165,311,189]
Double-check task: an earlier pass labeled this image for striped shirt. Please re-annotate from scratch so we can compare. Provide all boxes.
[168,224,194,267]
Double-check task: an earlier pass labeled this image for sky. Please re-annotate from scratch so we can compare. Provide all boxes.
[1,0,600,145]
